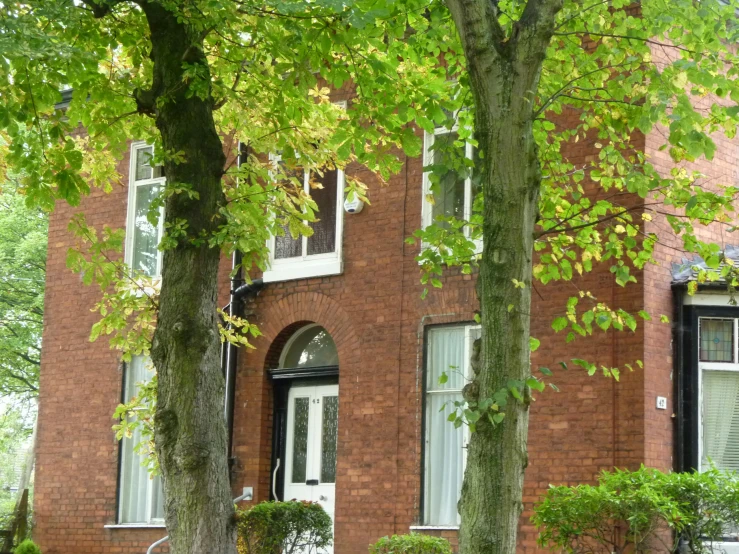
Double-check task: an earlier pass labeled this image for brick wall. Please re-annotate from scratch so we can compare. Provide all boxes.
[35,146,168,553]
[35,94,700,554]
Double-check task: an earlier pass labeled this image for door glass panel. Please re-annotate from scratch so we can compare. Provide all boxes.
[320,395,339,483]
[282,326,339,369]
[291,397,310,483]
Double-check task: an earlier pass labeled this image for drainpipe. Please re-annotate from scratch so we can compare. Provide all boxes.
[223,252,264,467]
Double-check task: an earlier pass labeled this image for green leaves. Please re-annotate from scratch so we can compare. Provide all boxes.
[0,181,46,400]
[533,466,739,553]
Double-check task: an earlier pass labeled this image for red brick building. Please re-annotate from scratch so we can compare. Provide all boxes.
[33,90,739,554]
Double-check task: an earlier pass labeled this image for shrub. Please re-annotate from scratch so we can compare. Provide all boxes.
[236,500,332,554]
[532,465,739,553]
[14,540,41,554]
[369,533,452,554]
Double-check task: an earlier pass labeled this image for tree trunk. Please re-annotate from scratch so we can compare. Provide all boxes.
[139,3,235,554]
[443,1,563,553]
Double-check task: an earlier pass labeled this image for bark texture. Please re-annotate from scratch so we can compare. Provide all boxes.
[138,3,235,554]
[443,1,563,552]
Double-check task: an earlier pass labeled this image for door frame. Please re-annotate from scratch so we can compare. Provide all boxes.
[269,368,338,502]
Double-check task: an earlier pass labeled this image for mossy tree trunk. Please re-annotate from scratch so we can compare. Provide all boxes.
[137,3,234,554]
[443,1,563,553]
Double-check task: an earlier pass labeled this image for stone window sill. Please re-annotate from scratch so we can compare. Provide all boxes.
[104,524,166,529]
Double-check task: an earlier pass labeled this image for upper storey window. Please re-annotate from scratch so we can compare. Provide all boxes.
[126,143,165,278]
[262,101,346,283]
[421,122,479,246]
[264,169,344,282]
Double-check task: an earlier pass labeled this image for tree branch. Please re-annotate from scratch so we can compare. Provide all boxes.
[80,0,123,18]
[517,0,565,49]
[444,0,508,61]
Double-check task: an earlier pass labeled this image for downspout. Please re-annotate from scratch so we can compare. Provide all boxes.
[223,254,264,469]
[222,140,265,469]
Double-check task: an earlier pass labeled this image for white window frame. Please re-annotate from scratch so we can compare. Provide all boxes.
[118,357,164,526]
[421,122,481,252]
[694,306,739,550]
[697,316,739,472]
[421,323,479,528]
[263,102,347,283]
[125,141,165,279]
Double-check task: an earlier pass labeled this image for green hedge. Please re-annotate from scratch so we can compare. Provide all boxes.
[533,465,739,553]
[15,540,41,554]
[236,500,332,554]
[369,533,452,554]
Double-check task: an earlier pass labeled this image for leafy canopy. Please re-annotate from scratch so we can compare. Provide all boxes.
[0,179,45,401]
[2,0,739,445]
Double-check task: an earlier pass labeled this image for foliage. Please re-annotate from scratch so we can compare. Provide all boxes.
[0,405,34,538]
[368,533,452,554]
[4,0,739,551]
[532,466,739,553]
[14,539,41,554]
[0,180,46,400]
[236,501,332,554]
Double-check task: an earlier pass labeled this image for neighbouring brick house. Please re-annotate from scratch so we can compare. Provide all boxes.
[33,83,739,554]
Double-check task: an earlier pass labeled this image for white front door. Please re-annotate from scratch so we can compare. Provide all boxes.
[284,384,339,552]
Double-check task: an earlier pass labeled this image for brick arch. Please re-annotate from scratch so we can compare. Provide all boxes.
[255,291,361,374]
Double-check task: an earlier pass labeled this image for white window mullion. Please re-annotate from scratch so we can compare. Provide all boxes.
[145,473,154,523]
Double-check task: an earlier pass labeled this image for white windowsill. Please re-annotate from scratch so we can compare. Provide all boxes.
[263,259,342,283]
[715,542,739,553]
[104,523,166,529]
[410,525,460,531]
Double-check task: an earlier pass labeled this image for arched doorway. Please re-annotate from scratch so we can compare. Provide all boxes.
[269,324,339,551]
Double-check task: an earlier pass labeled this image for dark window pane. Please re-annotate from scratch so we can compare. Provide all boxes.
[274,224,302,260]
[701,319,734,362]
[307,169,338,256]
[320,395,339,483]
[291,397,310,483]
[274,162,305,260]
[431,132,466,227]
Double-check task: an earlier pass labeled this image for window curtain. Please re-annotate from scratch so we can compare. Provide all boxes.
[426,327,465,526]
[702,370,739,472]
[119,356,164,523]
